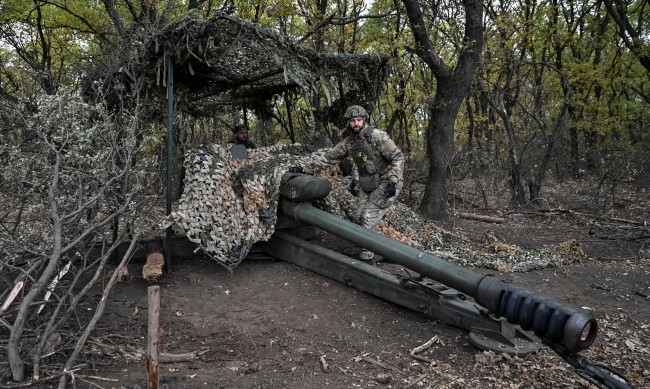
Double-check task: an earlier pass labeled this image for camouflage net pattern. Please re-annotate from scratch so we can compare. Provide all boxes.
[380,205,584,272]
[168,145,584,272]
[167,144,314,269]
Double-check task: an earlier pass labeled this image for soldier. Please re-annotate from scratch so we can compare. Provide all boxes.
[312,105,405,261]
[229,124,256,149]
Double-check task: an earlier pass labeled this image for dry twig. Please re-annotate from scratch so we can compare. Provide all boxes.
[409,335,440,364]
[404,373,428,389]
[360,355,403,375]
[319,355,328,372]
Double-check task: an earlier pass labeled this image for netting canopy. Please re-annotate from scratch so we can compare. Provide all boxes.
[127,11,389,121]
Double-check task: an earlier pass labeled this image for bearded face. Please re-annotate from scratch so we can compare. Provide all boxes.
[348,117,365,132]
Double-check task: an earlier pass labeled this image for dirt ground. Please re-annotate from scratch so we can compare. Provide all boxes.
[64,194,647,389]
[12,180,649,389]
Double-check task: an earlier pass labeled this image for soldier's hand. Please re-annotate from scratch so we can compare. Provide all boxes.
[339,157,354,177]
[384,182,396,198]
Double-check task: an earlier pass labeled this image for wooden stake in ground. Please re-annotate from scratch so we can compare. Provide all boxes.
[147,286,160,389]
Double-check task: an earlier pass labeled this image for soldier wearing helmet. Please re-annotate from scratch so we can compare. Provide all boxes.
[344,105,368,120]
[310,104,405,262]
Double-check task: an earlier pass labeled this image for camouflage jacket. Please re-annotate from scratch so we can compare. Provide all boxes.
[313,124,404,184]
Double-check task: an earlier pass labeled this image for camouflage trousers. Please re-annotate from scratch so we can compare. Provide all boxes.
[357,180,403,232]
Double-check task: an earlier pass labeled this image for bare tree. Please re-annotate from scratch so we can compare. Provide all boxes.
[0,86,159,385]
[401,0,484,219]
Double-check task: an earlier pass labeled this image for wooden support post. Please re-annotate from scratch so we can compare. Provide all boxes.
[147,286,160,389]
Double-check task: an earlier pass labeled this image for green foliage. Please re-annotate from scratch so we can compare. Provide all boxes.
[1,0,649,195]
[472,0,650,192]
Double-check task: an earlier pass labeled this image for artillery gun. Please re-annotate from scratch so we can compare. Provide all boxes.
[160,144,632,388]
[256,170,632,389]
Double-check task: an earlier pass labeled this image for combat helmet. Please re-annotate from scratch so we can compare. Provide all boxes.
[344,105,368,119]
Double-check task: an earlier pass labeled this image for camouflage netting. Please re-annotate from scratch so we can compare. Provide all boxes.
[97,11,389,121]
[168,147,585,272]
[381,204,585,272]
[166,144,313,269]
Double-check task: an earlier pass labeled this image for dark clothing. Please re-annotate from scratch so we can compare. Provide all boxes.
[228,139,256,149]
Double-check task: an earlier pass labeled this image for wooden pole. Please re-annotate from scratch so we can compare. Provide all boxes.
[165,54,174,273]
[147,286,160,389]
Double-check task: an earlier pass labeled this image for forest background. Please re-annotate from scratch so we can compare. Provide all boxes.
[0,0,649,387]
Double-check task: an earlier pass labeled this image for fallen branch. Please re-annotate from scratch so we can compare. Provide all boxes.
[0,373,60,388]
[607,217,646,226]
[542,208,577,214]
[160,350,208,363]
[0,365,82,388]
[409,336,440,364]
[543,208,647,227]
[76,375,118,382]
[634,289,650,299]
[0,281,24,315]
[411,336,440,354]
[88,338,208,363]
[0,317,11,330]
[458,213,505,224]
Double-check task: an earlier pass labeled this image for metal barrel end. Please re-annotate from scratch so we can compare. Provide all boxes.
[476,275,598,354]
[563,309,598,354]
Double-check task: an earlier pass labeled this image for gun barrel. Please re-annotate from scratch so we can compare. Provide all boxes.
[280,199,483,295]
[279,199,597,354]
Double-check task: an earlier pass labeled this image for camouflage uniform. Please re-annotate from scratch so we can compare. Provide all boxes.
[228,138,256,149]
[311,122,405,260]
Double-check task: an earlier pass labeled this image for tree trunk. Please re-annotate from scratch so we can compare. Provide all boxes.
[402,0,484,220]
[501,106,526,205]
[569,125,579,176]
[8,153,65,382]
[284,94,296,143]
[419,79,462,218]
